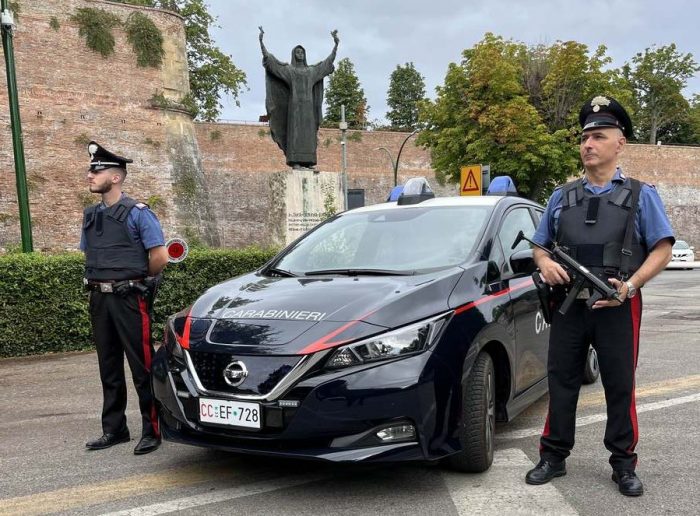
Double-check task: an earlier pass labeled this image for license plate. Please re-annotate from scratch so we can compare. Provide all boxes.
[198,398,261,429]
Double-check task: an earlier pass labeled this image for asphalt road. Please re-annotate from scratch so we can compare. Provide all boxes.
[1,269,698,515]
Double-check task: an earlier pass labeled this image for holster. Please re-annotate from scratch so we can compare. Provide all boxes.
[532,271,554,324]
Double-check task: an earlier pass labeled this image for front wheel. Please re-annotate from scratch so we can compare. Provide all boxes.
[447,351,495,473]
[582,346,599,384]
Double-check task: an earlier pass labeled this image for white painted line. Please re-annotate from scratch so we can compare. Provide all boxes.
[100,473,328,516]
[443,448,578,515]
[497,392,700,441]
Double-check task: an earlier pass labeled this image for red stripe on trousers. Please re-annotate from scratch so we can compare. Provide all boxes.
[627,294,641,459]
[138,297,159,437]
[539,408,551,452]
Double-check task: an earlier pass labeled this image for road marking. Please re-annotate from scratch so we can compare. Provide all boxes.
[100,473,328,516]
[443,448,577,515]
[577,374,700,408]
[498,392,700,441]
[0,463,247,516]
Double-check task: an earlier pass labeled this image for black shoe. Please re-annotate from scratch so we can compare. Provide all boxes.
[525,459,567,485]
[134,435,161,455]
[612,470,644,496]
[85,430,130,450]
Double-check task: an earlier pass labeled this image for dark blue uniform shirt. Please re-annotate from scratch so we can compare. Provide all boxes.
[79,194,165,251]
[533,168,674,250]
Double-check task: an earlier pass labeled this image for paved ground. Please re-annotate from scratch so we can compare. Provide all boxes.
[0,269,698,515]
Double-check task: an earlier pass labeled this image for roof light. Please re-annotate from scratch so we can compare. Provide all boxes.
[397,177,435,205]
[486,175,518,196]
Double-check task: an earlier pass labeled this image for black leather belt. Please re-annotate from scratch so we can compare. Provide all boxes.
[84,279,145,293]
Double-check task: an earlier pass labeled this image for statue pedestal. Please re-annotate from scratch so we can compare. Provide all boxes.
[282,168,342,244]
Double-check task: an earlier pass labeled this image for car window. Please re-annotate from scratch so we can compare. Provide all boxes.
[498,207,537,275]
[276,206,491,274]
[673,240,689,249]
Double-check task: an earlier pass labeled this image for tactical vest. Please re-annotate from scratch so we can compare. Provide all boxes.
[556,177,647,281]
[83,196,148,281]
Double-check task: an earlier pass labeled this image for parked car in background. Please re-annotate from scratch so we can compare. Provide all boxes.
[672,240,695,267]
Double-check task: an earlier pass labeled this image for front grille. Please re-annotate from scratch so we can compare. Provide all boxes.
[188,350,301,396]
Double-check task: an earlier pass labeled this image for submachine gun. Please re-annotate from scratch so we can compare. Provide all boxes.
[511,231,622,322]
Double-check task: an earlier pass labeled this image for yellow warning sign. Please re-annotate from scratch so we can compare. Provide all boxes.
[460,165,482,196]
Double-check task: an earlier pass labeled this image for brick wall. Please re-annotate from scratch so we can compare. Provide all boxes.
[1,1,699,252]
[0,0,216,250]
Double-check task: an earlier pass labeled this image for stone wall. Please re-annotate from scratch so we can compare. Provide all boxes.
[618,144,700,246]
[0,0,218,250]
[195,123,455,247]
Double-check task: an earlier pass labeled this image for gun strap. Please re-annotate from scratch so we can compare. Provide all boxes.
[619,178,641,279]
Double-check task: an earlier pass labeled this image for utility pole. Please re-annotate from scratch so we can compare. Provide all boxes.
[339,104,348,210]
[2,0,33,252]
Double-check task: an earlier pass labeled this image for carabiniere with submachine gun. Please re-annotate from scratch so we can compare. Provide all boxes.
[511,230,622,323]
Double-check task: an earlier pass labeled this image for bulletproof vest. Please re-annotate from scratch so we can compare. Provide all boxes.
[83,196,148,281]
[556,178,647,280]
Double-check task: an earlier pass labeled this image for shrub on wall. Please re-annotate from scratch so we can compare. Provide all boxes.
[125,11,165,67]
[0,247,277,358]
[71,8,122,57]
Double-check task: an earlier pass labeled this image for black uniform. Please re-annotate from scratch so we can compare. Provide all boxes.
[83,196,160,440]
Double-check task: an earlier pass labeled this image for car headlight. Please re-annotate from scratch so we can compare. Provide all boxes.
[325,312,452,369]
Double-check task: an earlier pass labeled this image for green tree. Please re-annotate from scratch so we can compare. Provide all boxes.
[623,44,699,144]
[386,62,426,130]
[689,95,700,144]
[419,34,635,201]
[419,34,578,201]
[324,57,369,129]
[114,0,247,121]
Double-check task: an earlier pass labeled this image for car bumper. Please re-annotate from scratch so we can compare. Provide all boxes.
[671,256,693,262]
[152,346,461,463]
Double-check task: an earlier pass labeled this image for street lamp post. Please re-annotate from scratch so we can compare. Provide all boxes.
[2,0,32,252]
[374,129,418,187]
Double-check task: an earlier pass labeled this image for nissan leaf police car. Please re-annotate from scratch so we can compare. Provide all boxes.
[154,178,569,472]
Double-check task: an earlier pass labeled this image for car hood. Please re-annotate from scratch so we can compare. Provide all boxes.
[186,268,466,354]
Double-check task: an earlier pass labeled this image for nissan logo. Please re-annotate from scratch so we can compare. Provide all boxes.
[223,360,248,387]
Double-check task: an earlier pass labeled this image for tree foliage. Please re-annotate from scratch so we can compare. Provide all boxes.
[386,62,426,130]
[418,34,638,202]
[324,57,369,129]
[623,44,700,144]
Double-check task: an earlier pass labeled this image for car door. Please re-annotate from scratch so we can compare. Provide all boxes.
[496,206,548,395]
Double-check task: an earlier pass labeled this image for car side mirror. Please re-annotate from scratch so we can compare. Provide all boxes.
[510,249,536,275]
[690,246,695,251]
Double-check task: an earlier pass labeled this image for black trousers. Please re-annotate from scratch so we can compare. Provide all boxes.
[89,291,159,438]
[539,294,642,471]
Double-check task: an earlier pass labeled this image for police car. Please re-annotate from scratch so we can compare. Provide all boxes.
[153,178,590,472]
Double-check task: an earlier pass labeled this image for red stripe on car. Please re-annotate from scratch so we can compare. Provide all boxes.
[298,310,377,355]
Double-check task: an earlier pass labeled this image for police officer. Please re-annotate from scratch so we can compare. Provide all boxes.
[80,142,168,455]
[525,97,674,496]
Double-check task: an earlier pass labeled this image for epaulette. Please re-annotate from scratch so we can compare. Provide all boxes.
[134,202,150,210]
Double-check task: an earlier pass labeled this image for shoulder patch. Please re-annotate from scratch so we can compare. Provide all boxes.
[134,202,150,209]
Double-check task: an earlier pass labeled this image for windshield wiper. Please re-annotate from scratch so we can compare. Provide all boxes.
[265,267,297,277]
[304,268,415,276]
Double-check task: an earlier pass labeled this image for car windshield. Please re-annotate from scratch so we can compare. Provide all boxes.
[673,241,690,249]
[274,205,491,275]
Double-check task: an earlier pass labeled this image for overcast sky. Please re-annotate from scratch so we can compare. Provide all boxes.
[207,0,700,124]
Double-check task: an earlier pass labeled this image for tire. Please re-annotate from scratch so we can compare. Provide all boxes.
[582,346,599,384]
[447,351,495,473]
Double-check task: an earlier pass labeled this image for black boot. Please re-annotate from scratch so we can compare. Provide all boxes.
[612,470,644,496]
[85,429,130,450]
[134,435,161,455]
[525,459,567,485]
